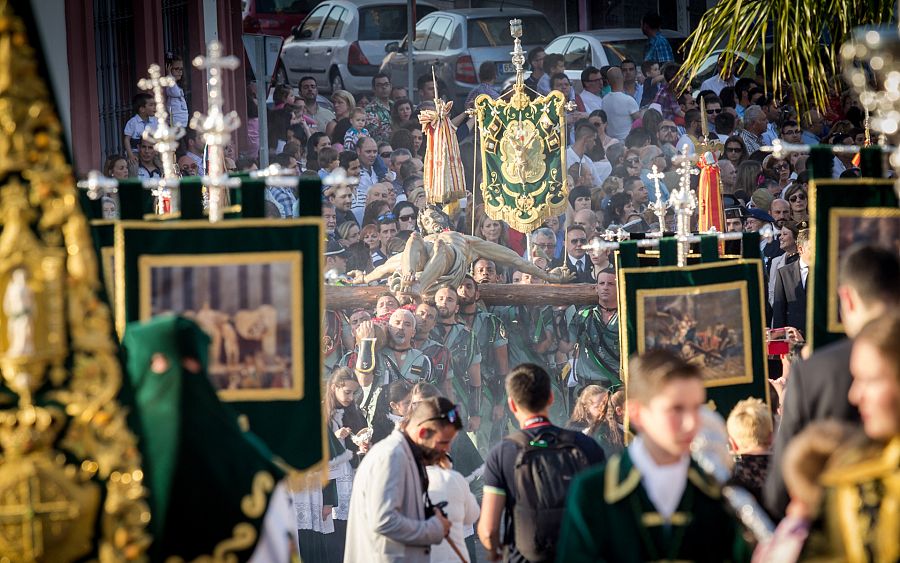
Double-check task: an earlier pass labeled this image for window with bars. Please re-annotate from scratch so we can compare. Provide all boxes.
[94,0,136,161]
[162,0,191,112]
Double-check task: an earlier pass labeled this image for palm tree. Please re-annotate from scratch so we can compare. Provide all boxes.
[679,0,894,113]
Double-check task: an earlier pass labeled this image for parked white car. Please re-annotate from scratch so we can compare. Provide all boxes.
[275,0,440,94]
[544,28,686,89]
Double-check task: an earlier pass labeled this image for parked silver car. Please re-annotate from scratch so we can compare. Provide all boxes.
[276,0,440,94]
[545,28,686,89]
[380,8,556,107]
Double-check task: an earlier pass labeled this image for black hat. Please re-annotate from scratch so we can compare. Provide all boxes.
[325,240,346,256]
[745,208,775,223]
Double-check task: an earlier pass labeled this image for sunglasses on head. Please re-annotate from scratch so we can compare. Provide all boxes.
[377,212,396,222]
[421,404,463,429]
[789,193,807,202]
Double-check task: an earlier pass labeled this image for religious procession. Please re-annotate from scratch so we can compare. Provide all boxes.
[0,0,898,561]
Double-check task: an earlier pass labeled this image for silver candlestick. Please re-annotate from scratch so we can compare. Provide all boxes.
[671,145,699,266]
[138,64,185,213]
[190,40,241,222]
[646,164,670,237]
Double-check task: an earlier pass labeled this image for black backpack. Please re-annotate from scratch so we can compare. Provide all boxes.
[506,428,592,562]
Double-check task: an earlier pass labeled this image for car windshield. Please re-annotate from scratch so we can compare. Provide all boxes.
[256,0,317,13]
[467,16,555,48]
[602,38,685,65]
[359,6,424,41]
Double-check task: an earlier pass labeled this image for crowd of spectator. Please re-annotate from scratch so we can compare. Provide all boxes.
[110,13,900,563]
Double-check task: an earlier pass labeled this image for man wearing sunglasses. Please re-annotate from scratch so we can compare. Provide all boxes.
[551,225,594,284]
[345,396,460,562]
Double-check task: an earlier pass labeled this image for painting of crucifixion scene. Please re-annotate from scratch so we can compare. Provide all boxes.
[141,253,303,400]
[637,283,752,387]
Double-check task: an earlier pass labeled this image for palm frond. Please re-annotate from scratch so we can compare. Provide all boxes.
[679,0,894,114]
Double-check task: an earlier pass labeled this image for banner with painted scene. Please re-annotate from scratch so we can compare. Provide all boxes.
[618,259,770,418]
[807,178,899,350]
[114,219,326,473]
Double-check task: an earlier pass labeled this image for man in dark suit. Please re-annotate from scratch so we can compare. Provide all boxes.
[552,224,594,283]
[744,208,783,279]
[764,245,900,519]
[772,228,810,336]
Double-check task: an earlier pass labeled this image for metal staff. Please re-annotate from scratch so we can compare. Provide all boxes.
[138,63,185,213]
[191,40,241,223]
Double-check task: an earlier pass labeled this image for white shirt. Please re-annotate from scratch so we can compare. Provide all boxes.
[566,147,609,186]
[628,435,689,519]
[568,255,587,273]
[675,133,696,156]
[602,91,639,141]
[580,90,603,114]
[799,257,809,288]
[832,156,848,178]
[699,75,736,95]
[426,466,480,563]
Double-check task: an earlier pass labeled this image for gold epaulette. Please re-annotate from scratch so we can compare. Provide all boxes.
[820,436,900,487]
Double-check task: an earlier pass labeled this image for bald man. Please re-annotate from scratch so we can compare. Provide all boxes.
[602,67,639,140]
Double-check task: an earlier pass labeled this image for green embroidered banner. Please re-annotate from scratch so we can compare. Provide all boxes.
[619,259,770,417]
[807,178,899,350]
[475,90,569,233]
[115,219,326,474]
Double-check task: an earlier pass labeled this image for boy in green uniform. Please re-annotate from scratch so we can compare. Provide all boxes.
[556,350,749,562]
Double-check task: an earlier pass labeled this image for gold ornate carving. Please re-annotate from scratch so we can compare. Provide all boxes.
[498,119,546,185]
[0,3,150,561]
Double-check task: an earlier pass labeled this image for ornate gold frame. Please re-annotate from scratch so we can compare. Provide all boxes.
[825,207,900,333]
[634,280,754,388]
[618,259,769,400]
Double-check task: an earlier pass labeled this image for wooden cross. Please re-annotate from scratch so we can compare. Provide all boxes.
[0,472,79,560]
[191,40,241,222]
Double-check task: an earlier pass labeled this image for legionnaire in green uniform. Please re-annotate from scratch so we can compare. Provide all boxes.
[342,308,433,424]
[497,270,569,425]
[430,286,484,437]
[457,275,510,453]
[563,268,622,392]
[411,302,452,387]
[557,350,749,562]
[323,309,350,374]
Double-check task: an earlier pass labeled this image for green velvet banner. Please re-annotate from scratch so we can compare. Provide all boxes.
[807,178,899,350]
[475,91,568,233]
[115,219,326,473]
[619,259,770,418]
[80,176,273,222]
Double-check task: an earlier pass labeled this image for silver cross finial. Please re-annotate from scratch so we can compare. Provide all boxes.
[646,164,670,237]
[77,170,119,200]
[138,64,186,212]
[191,40,241,222]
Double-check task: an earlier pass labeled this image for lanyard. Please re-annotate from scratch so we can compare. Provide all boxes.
[522,415,551,429]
